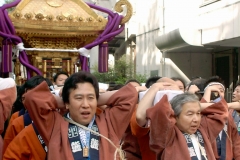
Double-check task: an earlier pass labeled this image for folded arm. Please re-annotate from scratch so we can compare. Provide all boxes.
[146,95,176,154]
[200,98,228,142]
[0,78,16,134]
[104,83,139,139]
[136,81,178,127]
[23,81,58,145]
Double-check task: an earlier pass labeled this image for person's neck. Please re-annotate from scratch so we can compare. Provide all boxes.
[68,113,92,127]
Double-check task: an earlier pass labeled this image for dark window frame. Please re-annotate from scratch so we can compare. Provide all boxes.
[200,0,221,7]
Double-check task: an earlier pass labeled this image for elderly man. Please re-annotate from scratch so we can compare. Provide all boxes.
[134,77,228,160]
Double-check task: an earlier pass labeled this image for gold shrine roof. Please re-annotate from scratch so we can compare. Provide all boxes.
[9,0,108,37]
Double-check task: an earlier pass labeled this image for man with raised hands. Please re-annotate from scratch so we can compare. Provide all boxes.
[22,71,144,160]
[202,76,240,160]
[133,77,228,160]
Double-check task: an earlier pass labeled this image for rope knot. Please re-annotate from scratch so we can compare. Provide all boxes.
[16,42,25,51]
[78,48,90,57]
[64,118,126,160]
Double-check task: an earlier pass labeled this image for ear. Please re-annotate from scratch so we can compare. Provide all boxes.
[65,104,69,109]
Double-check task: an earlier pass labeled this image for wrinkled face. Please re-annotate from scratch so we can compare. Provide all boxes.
[66,82,97,126]
[176,101,201,134]
[175,80,185,91]
[232,86,240,102]
[209,83,225,98]
[55,74,68,86]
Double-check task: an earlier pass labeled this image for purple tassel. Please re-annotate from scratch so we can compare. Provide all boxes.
[98,42,108,73]
[1,39,12,73]
[79,55,89,72]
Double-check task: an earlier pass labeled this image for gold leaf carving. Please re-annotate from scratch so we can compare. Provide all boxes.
[87,17,93,22]
[98,17,102,22]
[67,15,74,21]
[35,13,44,20]
[76,16,84,21]
[24,13,32,20]
[13,11,22,19]
[114,0,133,24]
[56,15,65,21]
[46,15,54,21]
[46,0,64,7]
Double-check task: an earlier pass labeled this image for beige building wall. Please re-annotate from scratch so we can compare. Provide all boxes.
[133,0,211,82]
[134,0,162,77]
[88,0,240,82]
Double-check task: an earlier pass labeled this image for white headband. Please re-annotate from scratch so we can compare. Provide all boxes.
[204,82,225,91]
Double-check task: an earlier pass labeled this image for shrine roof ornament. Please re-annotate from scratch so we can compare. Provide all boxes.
[0,0,133,79]
[9,0,108,36]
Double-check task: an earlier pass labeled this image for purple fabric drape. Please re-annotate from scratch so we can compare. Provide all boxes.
[79,3,125,72]
[1,39,12,72]
[0,0,42,79]
[98,42,108,72]
[0,0,126,77]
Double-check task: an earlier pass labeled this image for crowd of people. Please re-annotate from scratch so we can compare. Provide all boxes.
[1,71,240,160]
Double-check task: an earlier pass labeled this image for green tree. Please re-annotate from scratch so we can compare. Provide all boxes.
[5,0,14,3]
[4,0,15,12]
[92,55,147,84]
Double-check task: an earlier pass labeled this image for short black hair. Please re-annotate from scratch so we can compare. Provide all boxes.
[125,79,141,86]
[107,82,117,91]
[204,75,225,88]
[62,71,99,104]
[171,77,186,89]
[19,75,53,102]
[24,76,53,89]
[145,76,161,88]
[236,82,240,87]
[11,85,25,113]
[188,78,207,92]
[53,71,69,82]
[112,84,124,90]
[191,76,202,81]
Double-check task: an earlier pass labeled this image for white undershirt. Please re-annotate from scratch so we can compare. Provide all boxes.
[190,134,202,160]
[219,130,223,140]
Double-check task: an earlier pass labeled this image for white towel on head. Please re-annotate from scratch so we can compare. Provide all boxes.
[139,90,184,105]
[0,78,16,90]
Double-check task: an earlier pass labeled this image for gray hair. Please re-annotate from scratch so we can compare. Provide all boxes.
[170,92,200,116]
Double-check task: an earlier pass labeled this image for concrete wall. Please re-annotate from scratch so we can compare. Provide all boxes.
[165,52,212,80]
[135,0,161,77]
[88,0,218,80]
[89,46,99,71]
[199,0,240,45]
[134,0,212,80]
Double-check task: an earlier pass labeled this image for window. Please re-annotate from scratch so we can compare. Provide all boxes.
[200,0,220,7]
[150,70,159,77]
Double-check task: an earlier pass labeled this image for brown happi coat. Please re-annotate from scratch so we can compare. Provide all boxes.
[3,124,46,160]
[0,87,16,160]
[3,115,25,154]
[23,82,138,160]
[146,95,228,160]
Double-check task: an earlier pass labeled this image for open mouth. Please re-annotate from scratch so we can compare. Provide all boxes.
[81,111,90,118]
[191,126,198,130]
